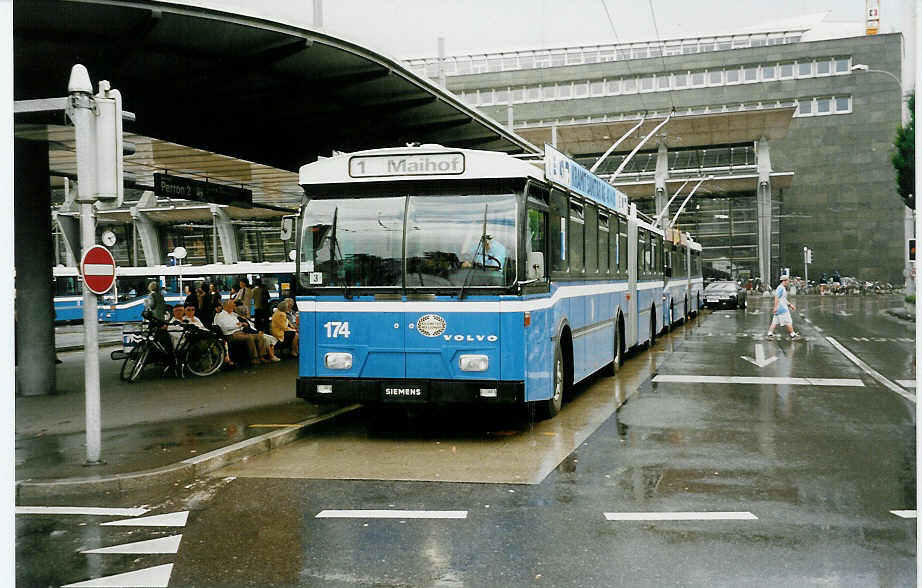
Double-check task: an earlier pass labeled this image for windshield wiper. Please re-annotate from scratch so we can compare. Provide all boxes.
[328,206,351,299]
[458,203,489,300]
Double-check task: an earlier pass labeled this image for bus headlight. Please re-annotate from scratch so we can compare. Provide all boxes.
[459,354,489,372]
[324,352,353,370]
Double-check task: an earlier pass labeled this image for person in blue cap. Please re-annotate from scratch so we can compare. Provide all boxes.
[766,273,800,340]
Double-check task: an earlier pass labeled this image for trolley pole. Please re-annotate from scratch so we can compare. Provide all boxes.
[803,247,808,285]
[68,64,103,464]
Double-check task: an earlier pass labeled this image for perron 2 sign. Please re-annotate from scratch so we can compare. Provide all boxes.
[154,173,252,208]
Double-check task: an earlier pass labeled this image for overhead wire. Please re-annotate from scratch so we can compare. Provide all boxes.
[598,0,651,177]
[646,0,676,113]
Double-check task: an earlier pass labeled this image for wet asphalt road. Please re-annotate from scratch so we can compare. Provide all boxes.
[16,295,916,587]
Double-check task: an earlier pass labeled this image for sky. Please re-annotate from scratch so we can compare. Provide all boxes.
[178,0,914,60]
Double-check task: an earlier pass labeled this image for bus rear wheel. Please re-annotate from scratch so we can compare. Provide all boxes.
[537,345,564,420]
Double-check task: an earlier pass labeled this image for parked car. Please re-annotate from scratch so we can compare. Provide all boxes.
[703,280,747,309]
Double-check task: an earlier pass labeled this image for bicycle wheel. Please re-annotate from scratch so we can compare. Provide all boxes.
[184,337,224,377]
[120,344,143,381]
[128,341,152,383]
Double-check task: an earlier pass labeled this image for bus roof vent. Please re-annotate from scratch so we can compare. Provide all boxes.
[419,143,444,149]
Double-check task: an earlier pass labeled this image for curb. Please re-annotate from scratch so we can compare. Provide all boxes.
[16,404,361,501]
[56,340,123,353]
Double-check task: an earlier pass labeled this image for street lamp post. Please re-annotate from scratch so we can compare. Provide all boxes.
[850,63,913,295]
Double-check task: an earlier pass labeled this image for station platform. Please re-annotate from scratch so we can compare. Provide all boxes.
[16,342,357,500]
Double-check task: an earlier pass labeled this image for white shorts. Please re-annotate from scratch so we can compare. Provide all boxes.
[771,313,792,327]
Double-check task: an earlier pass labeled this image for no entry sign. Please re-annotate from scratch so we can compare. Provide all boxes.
[80,245,116,294]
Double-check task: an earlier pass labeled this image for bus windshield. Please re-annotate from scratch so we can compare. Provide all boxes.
[300,192,517,290]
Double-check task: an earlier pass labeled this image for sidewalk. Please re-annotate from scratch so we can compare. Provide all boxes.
[55,322,125,352]
[16,348,359,500]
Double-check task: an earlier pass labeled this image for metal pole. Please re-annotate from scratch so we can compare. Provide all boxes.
[590,113,647,173]
[670,176,711,227]
[437,37,446,88]
[68,64,103,464]
[651,179,689,226]
[803,247,808,284]
[608,111,672,184]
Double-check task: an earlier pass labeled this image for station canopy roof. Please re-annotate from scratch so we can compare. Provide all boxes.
[14,0,537,210]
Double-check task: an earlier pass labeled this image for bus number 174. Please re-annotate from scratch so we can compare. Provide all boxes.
[324,321,351,338]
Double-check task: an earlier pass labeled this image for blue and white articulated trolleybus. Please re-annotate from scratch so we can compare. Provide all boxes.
[53,261,296,323]
[295,144,702,419]
[662,227,704,326]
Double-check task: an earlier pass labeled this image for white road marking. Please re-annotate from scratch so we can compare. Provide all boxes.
[604,511,758,521]
[62,563,173,587]
[101,511,189,527]
[316,510,468,519]
[15,506,149,517]
[896,380,916,389]
[653,375,864,387]
[81,534,182,555]
[825,337,915,403]
[740,343,778,368]
[890,510,917,518]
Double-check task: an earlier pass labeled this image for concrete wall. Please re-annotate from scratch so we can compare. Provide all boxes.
[447,33,906,282]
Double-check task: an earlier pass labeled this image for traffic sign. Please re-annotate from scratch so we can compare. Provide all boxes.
[80,245,116,294]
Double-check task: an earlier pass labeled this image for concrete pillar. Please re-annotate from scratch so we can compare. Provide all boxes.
[130,193,162,265]
[756,137,772,283]
[211,204,239,263]
[551,126,558,148]
[654,140,669,227]
[15,138,56,396]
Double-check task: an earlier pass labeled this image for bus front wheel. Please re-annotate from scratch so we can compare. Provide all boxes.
[537,345,564,420]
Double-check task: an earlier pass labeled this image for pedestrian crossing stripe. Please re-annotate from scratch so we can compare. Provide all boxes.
[101,511,189,527]
[61,563,173,587]
[81,534,182,554]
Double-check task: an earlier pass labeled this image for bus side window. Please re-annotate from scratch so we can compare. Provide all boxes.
[550,189,568,273]
[598,213,610,274]
[527,208,548,280]
[619,221,627,275]
[585,204,598,274]
[569,201,584,274]
[637,230,646,276]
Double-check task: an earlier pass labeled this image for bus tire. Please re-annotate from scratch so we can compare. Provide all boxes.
[537,345,564,420]
[647,311,656,348]
[602,320,622,377]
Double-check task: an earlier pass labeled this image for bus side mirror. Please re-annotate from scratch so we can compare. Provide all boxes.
[280,216,295,241]
[527,251,545,280]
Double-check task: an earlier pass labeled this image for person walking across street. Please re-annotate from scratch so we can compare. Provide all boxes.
[766,274,800,340]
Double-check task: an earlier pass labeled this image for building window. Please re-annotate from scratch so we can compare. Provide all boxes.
[816,59,831,75]
[779,62,794,78]
[574,81,589,97]
[796,98,813,116]
[520,54,534,69]
[606,79,620,94]
[558,83,572,99]
[534,52,550,68]
[797,61,812,77]
[657,74,670,90]
[743,66,758,82]
[708,70,722,85]
[816,97,832,114]
[622,77,637,93]
[542,85,556,100]
[673,72,688,88]
[762,64,776,80]
[551,51,565,67]
[834,57,850,73]
[639,76,654,92]
[617,47,631,60]
[725,68,740,84]
[511,88,524,103]
[834,96,851,113]
[527,86,540,101]
[495,89,509,104]
[691,71,706,86]
[590,80,604,95]
[566,50,582,64]
[649,46,662,58]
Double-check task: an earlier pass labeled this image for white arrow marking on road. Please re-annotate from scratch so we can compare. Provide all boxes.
[61,564,173,587]
[101,511,188,527]
[81,534,182,554]
[15,506,149,517]
[741,343,778,368]
[890,510,917,518]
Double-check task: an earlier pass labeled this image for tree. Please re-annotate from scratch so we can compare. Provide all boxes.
[891,92,915,209]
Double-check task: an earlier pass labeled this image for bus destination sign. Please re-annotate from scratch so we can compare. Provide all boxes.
[349,152,465,178]
[154,173,253,209]
[544,144,629,215]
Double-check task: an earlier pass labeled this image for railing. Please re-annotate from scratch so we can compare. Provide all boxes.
[405,30,806,79]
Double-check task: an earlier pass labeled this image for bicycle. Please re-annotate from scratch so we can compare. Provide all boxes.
[121,312,224,382]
